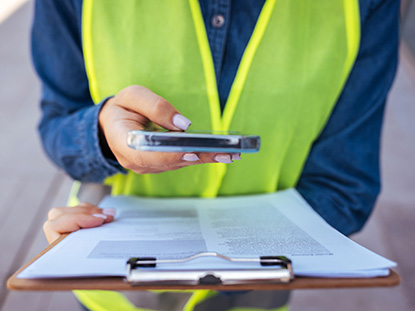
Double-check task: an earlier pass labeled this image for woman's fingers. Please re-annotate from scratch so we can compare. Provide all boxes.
[114,85,191,131]
[47,203,115,220]
[121,152,239,174]
[98,85,242,174]
[43,213,109,244]
[48,203,98,219]
[98,93,193,172]
[44,203,116,244]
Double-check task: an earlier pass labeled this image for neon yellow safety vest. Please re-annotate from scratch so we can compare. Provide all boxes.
[74,0,360,310]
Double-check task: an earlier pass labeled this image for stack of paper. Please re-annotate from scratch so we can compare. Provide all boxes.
[19,189,396,279]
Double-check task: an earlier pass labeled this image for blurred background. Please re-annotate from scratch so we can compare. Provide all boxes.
[0,0,414,310]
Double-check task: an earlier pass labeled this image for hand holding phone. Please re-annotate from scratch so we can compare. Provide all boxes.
[99,85,253,174]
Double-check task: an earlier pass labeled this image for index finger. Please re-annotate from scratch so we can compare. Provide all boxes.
[48,204,116,221]
[43,213,111,244]
[115,85,191,131]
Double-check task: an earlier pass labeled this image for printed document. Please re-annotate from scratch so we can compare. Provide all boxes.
[19,189,396,279]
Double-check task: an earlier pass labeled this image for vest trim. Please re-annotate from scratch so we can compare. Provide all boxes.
[343,0,361,80]
[188,0,221,131]
[188,0,225,197]
[188,0,276,197]
[222,0,276,131]
[82,0,99,104]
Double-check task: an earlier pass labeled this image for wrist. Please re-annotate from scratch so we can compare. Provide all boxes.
[98,97,117,161]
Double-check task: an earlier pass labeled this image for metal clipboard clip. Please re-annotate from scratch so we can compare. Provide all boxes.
[126,252,294,285]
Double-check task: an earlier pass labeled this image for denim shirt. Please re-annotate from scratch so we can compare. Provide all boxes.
[32,0,399,235]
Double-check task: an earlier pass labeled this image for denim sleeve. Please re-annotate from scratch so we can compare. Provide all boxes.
[297,0,399,236]
[32,0,124,182]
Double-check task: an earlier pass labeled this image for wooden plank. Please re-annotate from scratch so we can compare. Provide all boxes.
[0,293,51,311]
[45,292,82,311]
[0,0,36,111]
[0,173,61,302]
[290,287,410,311]
[0,176,21,226]
[379,50,415,208]
[0,0,47,177]
[1,175,76,311]
[0,86,55,176]
[0,2,80,309]
[374,53,415,310]
[376,202,415,310]
[0,1,65,310]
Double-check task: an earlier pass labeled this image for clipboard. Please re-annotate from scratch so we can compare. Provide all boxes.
[125,253,294,285]
[7,234,400,291]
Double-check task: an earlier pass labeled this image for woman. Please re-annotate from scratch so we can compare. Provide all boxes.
[35,0,399,310]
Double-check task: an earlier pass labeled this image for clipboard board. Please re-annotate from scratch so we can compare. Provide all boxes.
[7,234,400,291]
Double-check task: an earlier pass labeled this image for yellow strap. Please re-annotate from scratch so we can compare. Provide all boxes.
[222,0,276,131]
[67,181,81,206]
[188,0,221,132]
[74,290,156,311]
[188,0,276,132]
[342,0,361,79]
[188,0,227,198]
[82,0,100,103]
[182,290,218,311]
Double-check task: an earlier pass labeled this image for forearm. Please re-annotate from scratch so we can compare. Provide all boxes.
[296,102,385,236]
[33,0,124,181]
[38,98,124,182]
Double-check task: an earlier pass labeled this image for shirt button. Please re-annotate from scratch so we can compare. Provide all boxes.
[211,14,225,28]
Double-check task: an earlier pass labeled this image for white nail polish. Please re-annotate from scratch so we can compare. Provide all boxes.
[173,114,192,130]
[232,153,242,160]
[214,155,233,163]
[182,153,199,161]
[102,208,116,216]
[92,214,107,219]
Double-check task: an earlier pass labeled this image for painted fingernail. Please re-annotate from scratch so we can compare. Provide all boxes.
[232,153,242,160]
[182,153,199,161]
[214,154,233,163]
[92,214,107,219]
[102,208,116,216]
[172,114,192,130]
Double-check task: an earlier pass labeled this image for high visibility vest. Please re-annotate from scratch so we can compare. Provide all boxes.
[75,0,360,310]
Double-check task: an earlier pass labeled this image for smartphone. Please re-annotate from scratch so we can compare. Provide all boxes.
[127,130,260,153]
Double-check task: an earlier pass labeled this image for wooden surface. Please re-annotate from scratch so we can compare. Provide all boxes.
[7,236,400,292]
[0,1,414,311]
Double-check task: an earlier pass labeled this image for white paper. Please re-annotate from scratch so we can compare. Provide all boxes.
[18,189,396,279]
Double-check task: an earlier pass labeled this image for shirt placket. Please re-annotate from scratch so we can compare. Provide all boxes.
[205,0,231,80]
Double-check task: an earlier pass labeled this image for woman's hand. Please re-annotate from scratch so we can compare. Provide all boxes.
[99,85,240,174]
[43,203,116,244]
